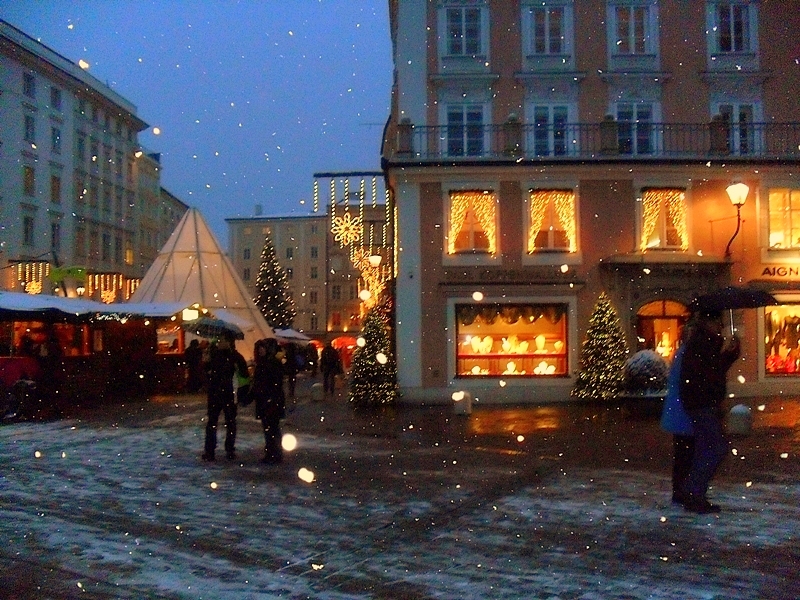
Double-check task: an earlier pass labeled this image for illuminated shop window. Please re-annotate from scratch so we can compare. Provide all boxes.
[768,188,800,249]
[640,188,688,251]
[448,190,497,255]
[528,189,576,252]
[635,300,689,361]
[765,305,800,376]
[455,303,568,377]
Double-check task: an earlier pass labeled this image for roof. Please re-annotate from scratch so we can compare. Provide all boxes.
[0,292,190,320]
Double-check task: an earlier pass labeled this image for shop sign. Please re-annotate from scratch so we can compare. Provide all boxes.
[761,266,800,278]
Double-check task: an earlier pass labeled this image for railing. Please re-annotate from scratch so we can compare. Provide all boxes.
[389,120,800,161]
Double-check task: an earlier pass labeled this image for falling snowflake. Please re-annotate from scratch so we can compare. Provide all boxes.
[331,212,361,246]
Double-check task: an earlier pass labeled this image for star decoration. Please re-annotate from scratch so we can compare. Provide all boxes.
[331,212,362,246]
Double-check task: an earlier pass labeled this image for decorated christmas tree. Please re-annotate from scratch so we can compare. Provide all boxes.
[253,232,296,329]
[349,305,397,408]
[571,292,629,401]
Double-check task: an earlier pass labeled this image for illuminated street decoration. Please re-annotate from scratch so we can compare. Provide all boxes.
[640,189,688,251]
[528,190,576,252]
[331,211,362,247]
[447,191,497,254]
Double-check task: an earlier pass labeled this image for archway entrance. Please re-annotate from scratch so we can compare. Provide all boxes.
[636,300,690,361]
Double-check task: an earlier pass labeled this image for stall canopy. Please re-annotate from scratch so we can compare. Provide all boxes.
[128,207,273,359]
[0,291,189,321]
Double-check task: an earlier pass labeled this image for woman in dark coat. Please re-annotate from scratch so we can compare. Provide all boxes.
[251,338,286,464]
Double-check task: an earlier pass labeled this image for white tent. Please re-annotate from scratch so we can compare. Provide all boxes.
[129,207,273,360]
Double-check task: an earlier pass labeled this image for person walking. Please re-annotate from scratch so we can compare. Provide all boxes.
[202,336,248,461]
[679,308,740,513]
[660,341,694,506]
[320,342,341,397]
[251,338,286,464]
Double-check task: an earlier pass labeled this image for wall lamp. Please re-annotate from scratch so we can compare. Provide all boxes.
[724,181,749,259]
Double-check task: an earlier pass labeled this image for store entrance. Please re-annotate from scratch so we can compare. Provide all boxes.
[635,300,690,361]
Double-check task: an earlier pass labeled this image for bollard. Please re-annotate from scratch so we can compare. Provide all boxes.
[727,403,752,435]
[311,382,325,402]
[452,390,472,415]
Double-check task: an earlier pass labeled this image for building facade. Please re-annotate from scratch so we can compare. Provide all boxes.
[227,173,392,343]
[0,20,186,301]
[383,0,800,403]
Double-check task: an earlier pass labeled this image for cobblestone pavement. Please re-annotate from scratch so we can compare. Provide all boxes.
[0,376,797,599]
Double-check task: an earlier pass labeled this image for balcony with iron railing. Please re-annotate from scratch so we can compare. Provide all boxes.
[386,115,800,163]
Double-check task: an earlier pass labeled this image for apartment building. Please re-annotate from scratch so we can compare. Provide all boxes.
[227,173,392,343]
[0,20,186,301]
[383,0,800,403]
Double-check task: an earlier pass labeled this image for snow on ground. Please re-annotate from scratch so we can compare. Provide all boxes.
[0,397,798,599]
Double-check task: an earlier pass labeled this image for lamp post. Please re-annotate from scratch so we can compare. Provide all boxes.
[724,182,749,259]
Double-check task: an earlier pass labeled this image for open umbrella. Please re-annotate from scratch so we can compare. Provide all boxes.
[182,316,244,340]
[694,286,778,334]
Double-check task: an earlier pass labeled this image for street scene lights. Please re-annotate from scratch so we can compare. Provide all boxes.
[724,181,749,259]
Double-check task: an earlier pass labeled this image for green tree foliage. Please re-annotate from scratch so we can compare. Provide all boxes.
[572,292,629,401]
[253,233,296,329]
[349,306,397,408]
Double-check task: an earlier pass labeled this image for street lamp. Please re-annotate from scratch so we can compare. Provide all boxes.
[724,181,749,259]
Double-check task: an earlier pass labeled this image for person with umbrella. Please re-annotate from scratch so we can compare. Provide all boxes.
[202,334,248,462]
[677,304,740,513]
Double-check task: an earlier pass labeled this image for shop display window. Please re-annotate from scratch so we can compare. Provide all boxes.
[455,303,568,377]
[765,305,800,375]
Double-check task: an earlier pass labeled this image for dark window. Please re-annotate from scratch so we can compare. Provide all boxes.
[50,86,62,110]
[50,174,61,204]
[23,166,35,196]
[23,73,35,98]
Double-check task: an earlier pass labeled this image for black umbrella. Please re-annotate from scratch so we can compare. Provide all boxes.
[694,286,778,312]
[694,286,778,335]
[181,316,244,340]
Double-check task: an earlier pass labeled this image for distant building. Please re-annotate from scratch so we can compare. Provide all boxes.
[0,20,187,300]
[227,172,392,342]
[383,1,800,402]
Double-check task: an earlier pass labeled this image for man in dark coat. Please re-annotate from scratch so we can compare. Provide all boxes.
[202,337,248,461]
[678,309,740,513]
[320,342,341,396]
[251,338,286,464]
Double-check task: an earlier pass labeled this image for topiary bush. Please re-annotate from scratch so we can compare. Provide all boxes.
[623,350,669,395]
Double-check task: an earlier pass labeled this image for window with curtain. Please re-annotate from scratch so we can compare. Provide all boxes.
[639,188,688,251]
[447,190,497,255]
[768,188,800,249]
[528,190,576,252]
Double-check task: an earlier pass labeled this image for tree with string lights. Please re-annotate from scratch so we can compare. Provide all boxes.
[253,232,296,329]
[349,304,397,408]
[571,292,629,402]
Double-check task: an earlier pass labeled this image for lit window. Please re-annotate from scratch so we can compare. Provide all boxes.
[528,190,576,252]
[456,303,569,377]
[765,305,800,376]
[640,188,688,251]
[768,188,800,249]
[331,311,342,328]
[447,190,497,255]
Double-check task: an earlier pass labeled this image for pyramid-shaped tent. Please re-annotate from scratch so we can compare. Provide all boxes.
[130,207,273,359]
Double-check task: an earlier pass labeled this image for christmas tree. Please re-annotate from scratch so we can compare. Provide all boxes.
[349,305,397,408]
[571,292,629,401]
[253,232,296,329]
